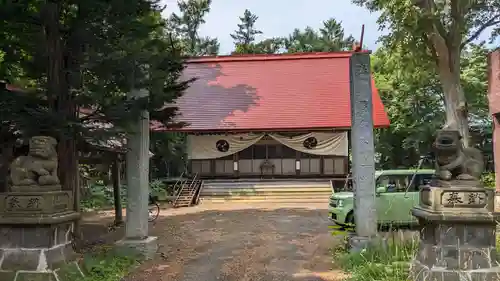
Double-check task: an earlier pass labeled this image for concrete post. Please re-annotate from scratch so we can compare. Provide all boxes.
[125,89,150,239]
[348,52,378,251]
[116,88,158,259]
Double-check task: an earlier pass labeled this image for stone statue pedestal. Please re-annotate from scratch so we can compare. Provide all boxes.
[411,182,500,281]
[0,190,82,281]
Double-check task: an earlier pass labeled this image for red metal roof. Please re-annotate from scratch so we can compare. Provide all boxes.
[168,52,389,132]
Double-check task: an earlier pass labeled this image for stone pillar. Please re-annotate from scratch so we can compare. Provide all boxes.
[348,52,378,251]
[487,51,500,210]
[116,89,158,259]
[411,130,500,281]
[0,136,82,281]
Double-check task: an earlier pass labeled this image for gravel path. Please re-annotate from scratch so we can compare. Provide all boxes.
[123,203,346,281]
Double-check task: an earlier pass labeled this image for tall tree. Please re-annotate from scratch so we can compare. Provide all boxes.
[168,0,220,56]
[284,19,355,53]
[231,9,263,53]
[353,0,500,146]
[0,1,190,195]
[230,17,353,55]
[372,42,491,168]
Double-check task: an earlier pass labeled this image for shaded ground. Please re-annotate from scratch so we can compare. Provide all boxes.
[86,203,347,281]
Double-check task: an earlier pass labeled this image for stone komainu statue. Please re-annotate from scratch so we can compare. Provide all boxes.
[10,136,60,187]
[433,130,484,181]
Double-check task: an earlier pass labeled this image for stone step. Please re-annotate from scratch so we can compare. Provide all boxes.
[201,194,330,200]
[202,198,329,203]
[201,187,332,195]
[202,183,332,189]
[176,196,195,200]
[179,190,195,193]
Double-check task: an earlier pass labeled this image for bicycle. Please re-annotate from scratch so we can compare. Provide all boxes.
[148,194,160,222]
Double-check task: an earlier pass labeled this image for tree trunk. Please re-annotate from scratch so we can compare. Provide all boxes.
[112,157,123,225]
[61,2,88,234]
[437,67,470,147]
[43,0,82,234]
[0,141,14,193]
[42,1,64,112]
[423,17,470,147]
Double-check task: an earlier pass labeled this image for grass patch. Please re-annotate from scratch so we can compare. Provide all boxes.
[335,233,417,281]
[333,229,500,281]
[60,247,142,281]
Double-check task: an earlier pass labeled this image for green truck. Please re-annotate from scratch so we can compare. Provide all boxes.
[329,169,435,226]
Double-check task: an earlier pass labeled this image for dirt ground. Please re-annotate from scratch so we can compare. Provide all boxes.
[82,203,347,281]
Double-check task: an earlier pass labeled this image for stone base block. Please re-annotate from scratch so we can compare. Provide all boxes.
[0,219,82,280]
[418,185,495,213]
[411,260,500,281]
[0,221,74,249]
[411,185,500,281]
[0,261,84,281]
[10,185,62,193]
[0,191,79,224]
[0,242,77,272]
[116,236,158,260]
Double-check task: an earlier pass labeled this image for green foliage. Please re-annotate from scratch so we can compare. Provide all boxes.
[230,16,355,55]
[283,19,355,53]
[149,179,172,200]
[337,239,416,281]
[335,232,500,280]
[353,0,500,145]
[482,172,496,189]
[0,0,190,139]
[67,248,141,281]
[371,45,444,168]
[80,180,171,211]
[80,183,123,211]
[331,230,417,281]
[230,9,263,54]
[372,42,492,169]
[167,0,219,56]
[150,132,186,178]
[0,1,191,193]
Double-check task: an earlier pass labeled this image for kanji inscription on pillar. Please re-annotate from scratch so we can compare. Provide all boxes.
[441,191,487,208]
[5,195,44,212]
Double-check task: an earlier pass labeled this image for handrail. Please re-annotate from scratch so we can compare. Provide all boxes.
[173,179,187,206]
[172,170,186,196]
[173,172,198,206]
[186,174,199,204]
[194,180,204,205]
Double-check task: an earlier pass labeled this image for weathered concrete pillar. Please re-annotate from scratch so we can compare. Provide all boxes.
[116,89,158,259]
[348,52,378,251]
[487,51,500,210]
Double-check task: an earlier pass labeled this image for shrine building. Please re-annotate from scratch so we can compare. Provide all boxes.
[159,52,390,183]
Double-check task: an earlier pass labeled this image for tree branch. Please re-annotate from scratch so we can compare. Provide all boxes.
[461,15,500,48]
[450,0,465,51]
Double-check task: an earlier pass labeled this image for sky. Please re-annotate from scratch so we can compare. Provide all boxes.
[160,0,382,55]
[160,0,497,55]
